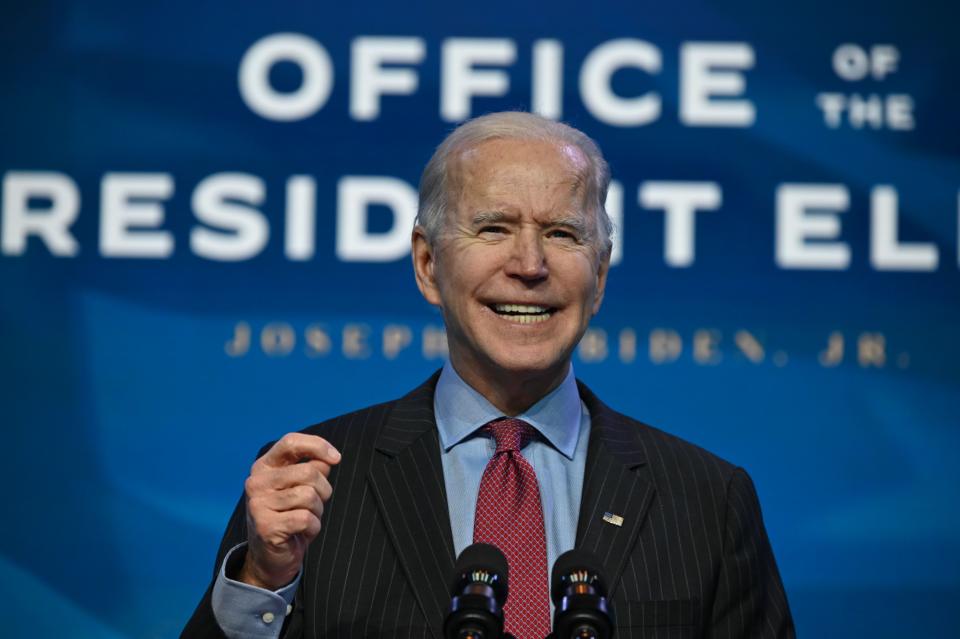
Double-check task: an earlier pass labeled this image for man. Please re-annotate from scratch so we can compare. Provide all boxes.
[183,112,795,638]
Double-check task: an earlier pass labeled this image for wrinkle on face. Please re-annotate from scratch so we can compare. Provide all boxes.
[416,136,610,413]
[436,139,603,263]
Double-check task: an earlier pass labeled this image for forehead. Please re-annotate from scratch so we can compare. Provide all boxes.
[449,138,590,211]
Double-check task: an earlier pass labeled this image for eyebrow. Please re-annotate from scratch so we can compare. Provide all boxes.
[471,211,509,226]
[549,215,592,237]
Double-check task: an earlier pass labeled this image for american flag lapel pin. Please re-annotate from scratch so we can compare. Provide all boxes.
[602,511,624,526]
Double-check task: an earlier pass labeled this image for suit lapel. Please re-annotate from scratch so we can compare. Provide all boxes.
[365,375,655,632]
[367,374,455,638]
[575,382,656,597]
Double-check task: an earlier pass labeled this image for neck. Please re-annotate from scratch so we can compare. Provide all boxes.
[448,358,570,416]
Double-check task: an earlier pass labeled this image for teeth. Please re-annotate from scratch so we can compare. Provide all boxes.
[491,303,553,324]
[493,304,548,314]
[513,313,550,324]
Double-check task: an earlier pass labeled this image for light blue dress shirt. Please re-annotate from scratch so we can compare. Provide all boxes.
[211,362,590,637]
[434,362,590,588]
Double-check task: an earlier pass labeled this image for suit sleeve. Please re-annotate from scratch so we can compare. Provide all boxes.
[181,444,306,639]
[181,493,248,638]
[708,467,795,639]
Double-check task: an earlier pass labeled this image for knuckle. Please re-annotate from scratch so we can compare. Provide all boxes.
[253,518,273,540]
[289,465,308,485]
[247,496,269,519]
[318,479,333,501]
[250,458,265,475]
[277,433,298,453]
[291,510,311,529]
[305,465,321,484]
[295,484,313,502]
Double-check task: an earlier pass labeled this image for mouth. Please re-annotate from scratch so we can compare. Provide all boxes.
[488,303,557,325]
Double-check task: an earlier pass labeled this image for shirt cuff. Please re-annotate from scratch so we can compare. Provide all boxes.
[211,543,301,639]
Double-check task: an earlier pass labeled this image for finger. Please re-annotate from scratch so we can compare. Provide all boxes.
[283,509,322,539]
[250,508,323,547]
[303,459,333,478]
[267,484,325,514]
[255,433,341,471]
[268,433,341,465]
[247,461,334,495]
[249,486,325,522]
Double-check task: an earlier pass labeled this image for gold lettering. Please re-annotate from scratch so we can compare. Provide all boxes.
[422,325,449,359]
[383,324,413,359]
[734,330,764,363]
[858,332,886,367]
[578,328,608,362]
[693,328,720,364]
[819,331,844,367]
[225,321,251,357]
[305,324,331,357]
[343,324,371,359]
[619,328,637,363]
[261,322,295,356]
[693,330,721,365]
[649,329,682,364]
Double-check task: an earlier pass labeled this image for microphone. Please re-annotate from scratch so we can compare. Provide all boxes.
[444,543,510,639]
[550,550,614,639]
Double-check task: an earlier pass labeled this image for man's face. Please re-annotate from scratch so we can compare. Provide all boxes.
[413,137,610,392]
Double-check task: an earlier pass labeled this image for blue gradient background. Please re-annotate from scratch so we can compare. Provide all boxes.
[1,1,958,637]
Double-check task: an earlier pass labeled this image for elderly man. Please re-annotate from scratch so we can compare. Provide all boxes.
[183,112,794,638]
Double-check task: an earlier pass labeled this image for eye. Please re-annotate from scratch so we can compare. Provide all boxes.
[547,228,577,240]
[478,225,507,235]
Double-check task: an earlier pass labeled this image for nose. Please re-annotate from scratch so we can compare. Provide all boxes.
[504,227,548,281]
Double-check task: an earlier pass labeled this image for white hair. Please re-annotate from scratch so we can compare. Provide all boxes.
[416,111,613,251]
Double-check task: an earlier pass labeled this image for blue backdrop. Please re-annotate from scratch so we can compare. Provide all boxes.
[2,1,958,637]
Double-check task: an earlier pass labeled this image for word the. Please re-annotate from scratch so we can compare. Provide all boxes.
[815,44,914,130]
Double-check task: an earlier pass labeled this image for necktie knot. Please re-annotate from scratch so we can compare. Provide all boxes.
[484,418,536,454]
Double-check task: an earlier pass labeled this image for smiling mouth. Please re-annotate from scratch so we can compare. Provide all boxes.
[489,303,556,324]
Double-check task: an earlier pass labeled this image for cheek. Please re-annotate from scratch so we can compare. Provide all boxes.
[556,257,600,296]
[443,249,499,293]
[436,263,480,314]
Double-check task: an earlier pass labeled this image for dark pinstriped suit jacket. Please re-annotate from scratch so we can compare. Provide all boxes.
[183,373,794,638]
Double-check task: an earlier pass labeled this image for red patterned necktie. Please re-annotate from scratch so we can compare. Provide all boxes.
[473,418,551,639]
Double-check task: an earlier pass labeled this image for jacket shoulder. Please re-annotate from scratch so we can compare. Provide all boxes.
[578,380,740,484]
[625,410,736,474]
[299,397,399,438]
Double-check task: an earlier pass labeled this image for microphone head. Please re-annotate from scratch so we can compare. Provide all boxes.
[452,543,509,604]
[551,549,607,604]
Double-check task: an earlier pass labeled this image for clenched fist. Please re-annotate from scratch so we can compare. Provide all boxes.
[238,433,342,590]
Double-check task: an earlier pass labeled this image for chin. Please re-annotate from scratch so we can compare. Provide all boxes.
[485,347,569,380]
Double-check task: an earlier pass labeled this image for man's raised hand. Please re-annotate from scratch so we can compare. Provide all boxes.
[238,433,341,590]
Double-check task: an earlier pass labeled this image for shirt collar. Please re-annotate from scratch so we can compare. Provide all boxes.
[434,361,582,460]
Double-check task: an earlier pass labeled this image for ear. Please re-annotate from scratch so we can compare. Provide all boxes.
[591,247,611,315]
[412,226,443,307]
